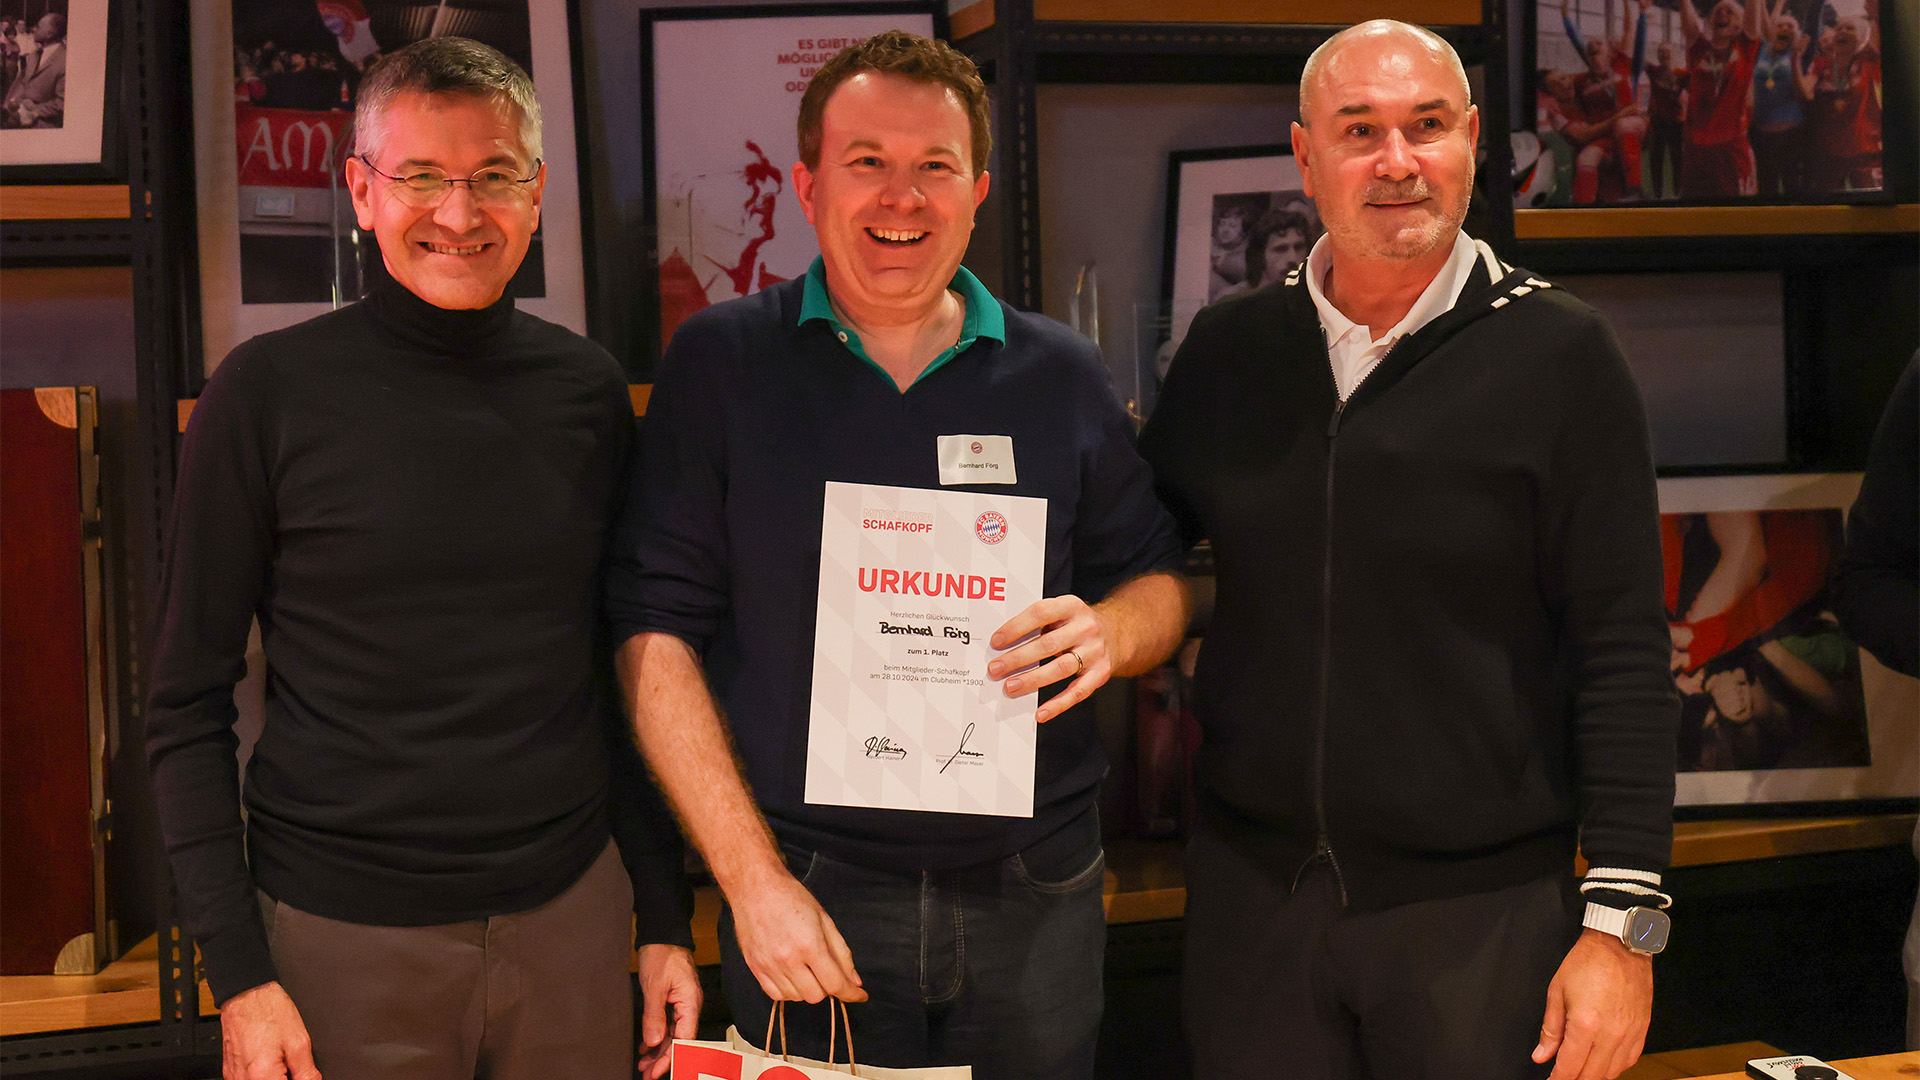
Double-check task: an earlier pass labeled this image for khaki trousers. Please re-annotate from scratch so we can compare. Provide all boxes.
[259,840,634,1080]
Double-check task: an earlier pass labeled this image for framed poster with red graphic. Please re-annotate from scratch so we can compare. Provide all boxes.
[639,2,942,365]
[1659,472,1918,816]
[190,0,588,375]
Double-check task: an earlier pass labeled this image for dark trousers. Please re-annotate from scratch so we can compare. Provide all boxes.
[260,839,635,1080]
[1752,125,1806,198]
[1648,117,1683,198]
[720,809,1106,1080]
[1182,824,1581,1080]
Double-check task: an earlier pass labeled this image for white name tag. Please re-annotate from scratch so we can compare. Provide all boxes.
[937,435,1017,485]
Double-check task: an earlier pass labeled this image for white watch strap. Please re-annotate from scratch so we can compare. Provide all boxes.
[1582,901,1630,940]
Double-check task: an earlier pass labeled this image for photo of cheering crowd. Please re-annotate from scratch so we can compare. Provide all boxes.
[1205,191,1322,304]
[1532,0,1883,205]
[1,1,66,130]
[1663,507,1874,773]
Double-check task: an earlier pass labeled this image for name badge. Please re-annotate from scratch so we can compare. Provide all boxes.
[937,435,1017,485]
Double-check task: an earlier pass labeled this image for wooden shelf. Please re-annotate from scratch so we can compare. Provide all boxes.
[1516,204,1920,240]
[685,813,1916,947]
[950,0,1481,36]
[1685,1051,1919,1080]
[1035,0,1479,23]
[1620,1042,1782,1079]
[0,934,216,1037]
[179,385,656,432]
[1670,814,1919,868]
[0,185,132,222]
[11,815,1908,1037]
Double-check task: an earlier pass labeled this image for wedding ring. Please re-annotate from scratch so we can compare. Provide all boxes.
[1066,649,1085,675]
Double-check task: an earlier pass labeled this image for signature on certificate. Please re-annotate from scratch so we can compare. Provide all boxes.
[940,722,986,774]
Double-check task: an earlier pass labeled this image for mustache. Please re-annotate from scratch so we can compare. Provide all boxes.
[1364,179,1433,204]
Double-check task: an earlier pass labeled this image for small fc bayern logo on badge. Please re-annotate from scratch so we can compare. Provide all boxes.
[970,441,984,454]
[975,511,1008,544]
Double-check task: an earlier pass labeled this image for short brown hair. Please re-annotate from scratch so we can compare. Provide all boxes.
[796,30,991,176]
[354,37,541,165]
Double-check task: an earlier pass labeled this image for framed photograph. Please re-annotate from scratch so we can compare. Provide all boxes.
[0,0,119,179]
[1161,144,1322,358]
[639,1,942,365]
[190,0,589,375]
[1527,0,1887,208]
[1660,472,1918,816]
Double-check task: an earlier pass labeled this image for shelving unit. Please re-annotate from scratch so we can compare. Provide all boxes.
[0,0,211,1075]
[1,0,1914,1073]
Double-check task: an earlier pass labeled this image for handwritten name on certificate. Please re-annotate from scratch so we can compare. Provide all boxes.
[805,481,1047,818]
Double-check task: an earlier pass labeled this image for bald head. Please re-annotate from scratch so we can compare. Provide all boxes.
[1298,20,1470,126]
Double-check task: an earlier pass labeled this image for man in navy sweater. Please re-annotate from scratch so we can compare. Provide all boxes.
[1141,21,1677,1080]
[147,38,698,1080]
[608,31,1187,1080]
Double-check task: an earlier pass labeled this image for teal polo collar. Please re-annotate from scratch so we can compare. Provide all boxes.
[797,256,1005,387]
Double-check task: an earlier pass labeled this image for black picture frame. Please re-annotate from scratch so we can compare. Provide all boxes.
[629,0,945,374]
[0,0,124,183]
[1157,143,1319,359]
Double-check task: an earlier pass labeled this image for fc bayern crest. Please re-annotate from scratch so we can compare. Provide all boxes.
[970,441,984,454]
[975,511,1008,544]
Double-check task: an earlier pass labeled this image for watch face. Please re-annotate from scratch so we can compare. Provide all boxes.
[1626,908,1670,953]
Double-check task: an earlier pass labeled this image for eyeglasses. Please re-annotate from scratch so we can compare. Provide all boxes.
[357,156,542,207]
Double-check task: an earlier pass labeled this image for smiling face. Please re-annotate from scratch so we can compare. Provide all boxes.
[791,71,990,323]
[1771,14,1799,50]
[1214,207,1248,247]
[345,90,543,310]
[1833,16,1864,55]
[1292,25,1478,265]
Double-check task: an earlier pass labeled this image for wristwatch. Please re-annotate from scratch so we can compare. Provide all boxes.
[1583,902,1671,955]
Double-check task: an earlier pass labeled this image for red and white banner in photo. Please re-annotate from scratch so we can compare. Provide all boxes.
[234,106,352,188]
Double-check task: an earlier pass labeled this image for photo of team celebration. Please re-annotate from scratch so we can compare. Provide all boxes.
[1532,0,1883,204]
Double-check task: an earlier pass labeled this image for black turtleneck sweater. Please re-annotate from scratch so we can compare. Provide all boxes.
[146,281,691,1005]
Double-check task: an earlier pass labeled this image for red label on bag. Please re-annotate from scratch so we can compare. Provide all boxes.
[671,1043,743,1080]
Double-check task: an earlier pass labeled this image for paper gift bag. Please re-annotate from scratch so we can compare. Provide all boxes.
[671,1001,970,1079]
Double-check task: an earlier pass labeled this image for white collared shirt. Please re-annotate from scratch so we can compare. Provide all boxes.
[1303,231,1480,401]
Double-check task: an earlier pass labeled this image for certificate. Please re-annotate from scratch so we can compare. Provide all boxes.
[805,481,1046,817]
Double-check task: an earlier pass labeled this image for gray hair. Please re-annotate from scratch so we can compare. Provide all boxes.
[352,36,542,166]
[1298,20,1470,124]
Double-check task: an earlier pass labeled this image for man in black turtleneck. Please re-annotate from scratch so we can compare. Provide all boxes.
[145,38,699,1080]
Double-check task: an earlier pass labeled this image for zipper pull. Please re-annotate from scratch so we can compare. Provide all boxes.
[1326,398,1345,438]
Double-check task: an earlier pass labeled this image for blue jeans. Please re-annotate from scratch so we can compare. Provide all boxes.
[719,808,1106,1080]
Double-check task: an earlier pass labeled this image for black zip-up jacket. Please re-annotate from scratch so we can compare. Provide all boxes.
[1140,244,1677,913]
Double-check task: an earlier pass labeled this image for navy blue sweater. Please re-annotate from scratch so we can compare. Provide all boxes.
[607,278,1182,869]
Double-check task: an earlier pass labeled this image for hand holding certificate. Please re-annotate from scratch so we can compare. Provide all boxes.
[805,481,1049,818]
